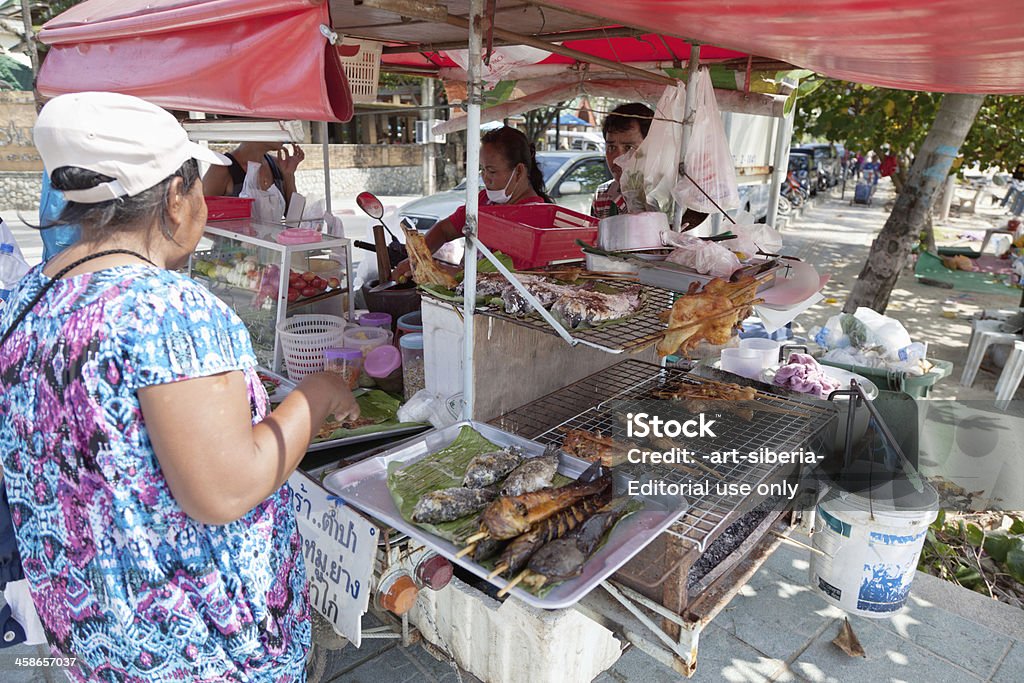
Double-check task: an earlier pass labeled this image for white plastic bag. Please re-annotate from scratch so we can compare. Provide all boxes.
[397,390,457,429]
[239,161,286,223]
[615,82,686,211]
[727,222,783,258]
[662,232,741,278]
[672,69,740,213]
[445,46,550,87]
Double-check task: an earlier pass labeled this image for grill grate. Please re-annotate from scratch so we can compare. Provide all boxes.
[493,359,834,554]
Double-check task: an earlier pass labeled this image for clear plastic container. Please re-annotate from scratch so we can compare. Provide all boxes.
[400,333,425,401]
[324,347,363,389]
[359,312,393,331]
[365,344,404,395]
[396,311,423,344]
[343,326,393,358]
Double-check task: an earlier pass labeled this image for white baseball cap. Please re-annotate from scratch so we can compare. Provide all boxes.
[34,91,229,204]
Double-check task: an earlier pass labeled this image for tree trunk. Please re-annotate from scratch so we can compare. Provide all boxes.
[843,93,984,314]
[20,0,37,73]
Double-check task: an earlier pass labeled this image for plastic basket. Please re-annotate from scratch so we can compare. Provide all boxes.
[477,204,599,269]
[338,39,382,104]
[819,358,953,399]
[204,196,253,221]
[277,314,348,381]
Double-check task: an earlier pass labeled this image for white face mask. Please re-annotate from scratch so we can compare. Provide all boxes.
[485,168,517,204]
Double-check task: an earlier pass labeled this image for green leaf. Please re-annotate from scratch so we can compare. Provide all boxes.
[965,523,985,547]
[954,565,982,586]
[784,93,797,117]
[1010,517,1024,535]
[477,251,515,274]
[934,508,947,528]
[1006,543,1024,584]
[983,530,1014,563]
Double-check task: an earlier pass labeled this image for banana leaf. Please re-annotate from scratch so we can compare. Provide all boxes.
[313,390,426,441]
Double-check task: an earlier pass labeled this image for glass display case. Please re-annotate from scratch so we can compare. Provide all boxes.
[189,218,353,371]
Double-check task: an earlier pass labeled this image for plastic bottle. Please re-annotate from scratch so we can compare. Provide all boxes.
[0,243,30,306]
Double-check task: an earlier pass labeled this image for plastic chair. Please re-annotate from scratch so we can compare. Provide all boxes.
[960,319,1023,387]
[995,340,1024,410]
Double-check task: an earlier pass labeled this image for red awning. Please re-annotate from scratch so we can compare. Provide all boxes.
[37,0,354,121]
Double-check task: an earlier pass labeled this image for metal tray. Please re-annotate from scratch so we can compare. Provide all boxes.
[257,367,429,450]
[322,420,689,610]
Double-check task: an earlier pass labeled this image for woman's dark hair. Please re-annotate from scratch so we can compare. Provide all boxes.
[603,102,654,140]
[481,126,551,202]
[48,158,202,245]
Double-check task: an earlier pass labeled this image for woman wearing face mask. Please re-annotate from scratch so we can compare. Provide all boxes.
[392,126,550,280]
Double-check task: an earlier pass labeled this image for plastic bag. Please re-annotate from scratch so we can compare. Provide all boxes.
[396,389,458,429]
[615,82,686,211]
[445,46,550,87]
[672,69,740,213]
[662,232,741,278]
[727,222,783,258]
[239,161,285,223]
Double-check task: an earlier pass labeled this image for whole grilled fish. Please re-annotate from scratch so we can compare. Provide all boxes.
[501,279,573,316]
[526,497,633,581]
[472,535,507,563]
[455,272,512,298]
[499,449,559,497]
[462,448,523,488]
[550,286,643,328]
[497,488,612,575]
[412,487,497,524]
[482,465,611,540]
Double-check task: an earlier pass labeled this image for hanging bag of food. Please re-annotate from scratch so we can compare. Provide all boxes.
[672,68,740,214]
[239,161,286,223]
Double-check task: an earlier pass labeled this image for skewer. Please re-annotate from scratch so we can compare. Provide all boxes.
[463,530,490,545]
[496,569,530,597]
[487,563,509,580]
[769,530,828,558]
[455,543,477,559]
[683,456,725,480]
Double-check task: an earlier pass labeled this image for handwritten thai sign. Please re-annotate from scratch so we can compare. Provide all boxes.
[0,91,41,172]
[288,471,377,647]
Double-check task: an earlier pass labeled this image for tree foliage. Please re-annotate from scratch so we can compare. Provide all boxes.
[795,80,1024,173]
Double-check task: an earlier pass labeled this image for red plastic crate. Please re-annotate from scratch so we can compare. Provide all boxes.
[477,204,598,269]
[204,196,254,221]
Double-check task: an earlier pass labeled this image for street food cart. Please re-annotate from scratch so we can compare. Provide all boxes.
[35,0,1024,679]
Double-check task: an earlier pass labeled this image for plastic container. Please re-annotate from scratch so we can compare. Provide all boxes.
[343,326,393,358]
[396,311,423,342]
[819,358,954,399]
[400,333,425,401]
[277,314,348,381]
[324,347,363,389]
[364,344,403,395]
[810,481,938,617]
[204,196,253,221]
[477,204,598,269]
[739,337,782,368]
[359,312,393,331]
[720,347,762,379]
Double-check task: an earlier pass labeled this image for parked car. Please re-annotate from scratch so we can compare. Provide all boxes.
[793,143,840,189]
[398,151,611,263]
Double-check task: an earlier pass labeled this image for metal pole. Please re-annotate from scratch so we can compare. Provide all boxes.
[421,78,437,196]
[672,45,701,231]
[319,121,333,215]
[766,96,794,228]
[461,0,484,421]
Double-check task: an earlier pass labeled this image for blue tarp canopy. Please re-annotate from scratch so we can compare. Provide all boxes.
[557,113,592,127]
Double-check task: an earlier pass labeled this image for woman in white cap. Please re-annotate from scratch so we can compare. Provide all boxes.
[0,92,357,681]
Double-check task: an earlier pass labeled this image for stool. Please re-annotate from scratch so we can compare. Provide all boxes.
[960,319,1023,387]
[995,340,1024,410]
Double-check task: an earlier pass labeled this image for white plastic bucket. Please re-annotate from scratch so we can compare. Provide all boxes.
[277,314,348,381]
[809,482,938,617]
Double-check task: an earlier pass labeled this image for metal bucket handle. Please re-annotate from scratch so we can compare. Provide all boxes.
[778,343,809,363]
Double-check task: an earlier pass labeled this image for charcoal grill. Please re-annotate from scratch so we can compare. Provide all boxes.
[492,359,835,676]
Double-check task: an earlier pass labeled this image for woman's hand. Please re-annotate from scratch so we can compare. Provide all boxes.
[328,382,361,424]
[277,144,305,176]
[391,259,413,283]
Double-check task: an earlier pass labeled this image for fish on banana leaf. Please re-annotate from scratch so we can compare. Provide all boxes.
[496,488,612,576]
[550,286,643,328]
[472,535,507,563]
[482,463,611,540]
[462,448,523,488]
[525,497,634,583]
[412,487,496,524]
[499,447,559,497]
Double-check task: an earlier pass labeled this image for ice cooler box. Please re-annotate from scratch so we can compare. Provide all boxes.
[477,204,598,269]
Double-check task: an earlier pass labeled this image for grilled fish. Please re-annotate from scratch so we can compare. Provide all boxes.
[472,535,507,563]
[550,286,643,328]
[462,448,523,488]
[482,465,612,540]
[501,279,574,316]
[499,449,559,496]
[412,487,497,524]
[455,272,513,298]
[497,488,612,575]
[526,497,633,581]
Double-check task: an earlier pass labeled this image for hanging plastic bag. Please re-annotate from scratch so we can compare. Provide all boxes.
[239,161,286,223]
[672,69,740,214]
[661,232,741,278]
[615,82,686,211]
[445,46,550,87]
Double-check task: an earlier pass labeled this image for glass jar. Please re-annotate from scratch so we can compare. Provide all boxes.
[400,333,425,401]
[323,347,363,389]
[364,344,403,395]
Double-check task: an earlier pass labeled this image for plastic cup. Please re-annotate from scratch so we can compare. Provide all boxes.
[720,348,763,379]
[739,337,782,368]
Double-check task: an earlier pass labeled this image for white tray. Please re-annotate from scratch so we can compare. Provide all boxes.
[323,420,689,610]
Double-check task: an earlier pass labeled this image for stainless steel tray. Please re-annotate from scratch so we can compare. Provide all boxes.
[257,367,429,450]
[322,420,689,610]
